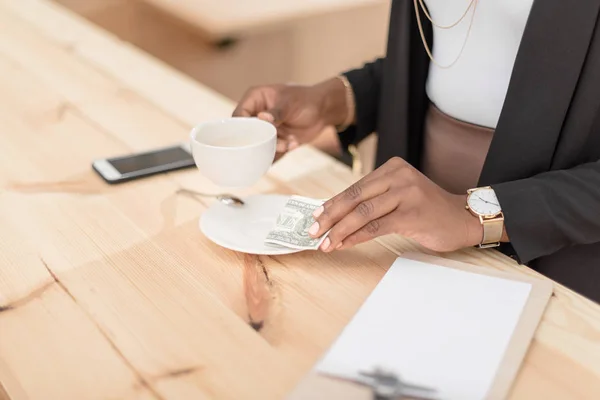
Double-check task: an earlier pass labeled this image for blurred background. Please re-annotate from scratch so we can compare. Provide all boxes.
[52,0,391,174]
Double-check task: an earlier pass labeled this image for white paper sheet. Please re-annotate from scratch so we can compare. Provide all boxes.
[315,257,532,400]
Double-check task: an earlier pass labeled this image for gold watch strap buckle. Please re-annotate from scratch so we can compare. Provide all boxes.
[477,242,501,249]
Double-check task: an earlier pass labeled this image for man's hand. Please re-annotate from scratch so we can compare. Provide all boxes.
[233,78,349,160]
[308,157,484,252]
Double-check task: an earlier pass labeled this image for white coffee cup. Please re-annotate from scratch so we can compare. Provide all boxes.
[190,117,277,187]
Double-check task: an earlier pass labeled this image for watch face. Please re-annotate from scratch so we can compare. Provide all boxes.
[467,188,502,216]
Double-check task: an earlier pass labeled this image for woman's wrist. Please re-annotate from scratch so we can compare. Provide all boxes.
[456,194,510,248]
[463,205,485,248]
[501,227,510,242]
[314,77,354,129]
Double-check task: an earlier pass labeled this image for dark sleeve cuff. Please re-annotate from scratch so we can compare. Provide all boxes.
[492,180,572,265]
[338,59,384,147]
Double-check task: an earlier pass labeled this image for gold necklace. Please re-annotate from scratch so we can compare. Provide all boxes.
[414,0,479,69]
[418,0,476,29]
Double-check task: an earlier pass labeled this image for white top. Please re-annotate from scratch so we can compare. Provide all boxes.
[424,0,534,128]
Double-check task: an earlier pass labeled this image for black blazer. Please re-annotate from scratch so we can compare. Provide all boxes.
[340,0,600,303]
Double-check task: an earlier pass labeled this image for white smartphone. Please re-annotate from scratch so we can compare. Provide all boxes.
[92,143,195,184]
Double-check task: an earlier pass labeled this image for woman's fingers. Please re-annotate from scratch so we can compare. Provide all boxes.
[233,87,269,118]
[287,135,299,150]
[276,138,289,153]
[319,190,400,251]
[310,175,392,238]
[336,214,396,250]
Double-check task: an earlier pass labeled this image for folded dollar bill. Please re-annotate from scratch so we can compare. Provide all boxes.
[265,195,330,250]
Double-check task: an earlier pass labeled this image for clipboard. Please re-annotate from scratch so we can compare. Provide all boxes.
[286,252,553,400]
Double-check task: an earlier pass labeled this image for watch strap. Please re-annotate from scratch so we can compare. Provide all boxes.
[479,212,504,248]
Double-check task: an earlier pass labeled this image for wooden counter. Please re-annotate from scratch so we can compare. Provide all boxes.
[0,1,599,399]
[141,0,387,39]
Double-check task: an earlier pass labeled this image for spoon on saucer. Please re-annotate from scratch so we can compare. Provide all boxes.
[176,188,245,207]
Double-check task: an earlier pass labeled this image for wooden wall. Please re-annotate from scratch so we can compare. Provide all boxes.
[52,0,388,172]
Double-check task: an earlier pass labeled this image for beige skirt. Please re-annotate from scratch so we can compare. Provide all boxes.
[421,103,495,195]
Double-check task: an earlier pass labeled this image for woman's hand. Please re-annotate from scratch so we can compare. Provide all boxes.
[233,78,349,160]
[308,157,484,252]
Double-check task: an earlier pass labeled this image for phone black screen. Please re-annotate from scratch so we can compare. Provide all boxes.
[109,146,193,175]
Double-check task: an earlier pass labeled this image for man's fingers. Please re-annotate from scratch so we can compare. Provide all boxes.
[320,191,400,251]
[336,214,396,250]
[311,177,391,237]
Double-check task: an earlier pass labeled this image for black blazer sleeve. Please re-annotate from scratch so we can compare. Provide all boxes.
[493,159,600,264]
[338,58,385,148]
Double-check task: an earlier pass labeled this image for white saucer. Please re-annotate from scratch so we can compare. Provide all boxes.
[200,194,302,255]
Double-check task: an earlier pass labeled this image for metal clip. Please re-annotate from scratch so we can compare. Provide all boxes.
[357,367,439,400]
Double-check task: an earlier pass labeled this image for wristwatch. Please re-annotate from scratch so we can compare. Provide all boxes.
[465,186,504,248]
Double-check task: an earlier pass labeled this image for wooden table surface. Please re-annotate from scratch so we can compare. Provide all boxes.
[0,1,599,399]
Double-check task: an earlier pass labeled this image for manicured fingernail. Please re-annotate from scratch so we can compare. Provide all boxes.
[313,206,324,218]
[335,242,343,250]
[320,237,331,251]
[308,222,319,236]
[276,140,288,153]
[258,112,275,123]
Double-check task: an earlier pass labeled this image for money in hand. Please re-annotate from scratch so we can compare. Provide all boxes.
[265,195,329,250]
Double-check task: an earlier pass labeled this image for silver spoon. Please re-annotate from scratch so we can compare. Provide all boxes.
[176,188,245,207]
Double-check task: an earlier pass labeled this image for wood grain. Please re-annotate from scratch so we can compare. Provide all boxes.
[0,286,149,400]
[0,1,599,399]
